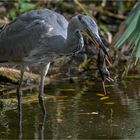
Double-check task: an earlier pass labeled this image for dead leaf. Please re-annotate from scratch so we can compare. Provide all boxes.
[96,93,105,97]
[100,96,109,100]
[104,102,115,105]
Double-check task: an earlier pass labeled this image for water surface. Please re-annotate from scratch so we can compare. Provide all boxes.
[0,79,140,139]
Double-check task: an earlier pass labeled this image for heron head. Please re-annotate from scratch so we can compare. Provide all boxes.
[76,15,110,61]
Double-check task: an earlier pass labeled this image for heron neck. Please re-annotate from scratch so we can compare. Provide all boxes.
[67,16,79,37]
[58,18,82,55]
[60,31,82,56]
[60,19,79,54]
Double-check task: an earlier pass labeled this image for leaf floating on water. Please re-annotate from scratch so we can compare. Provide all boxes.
[55,96,68,99]
[72,76,79,80]
[67,135,72,139]
[79,112,98,115]
[126,75,140,79]
[91,112,98,115]
[96,93,105,97]
[79,112,89,115]
[100,96,109,100]
[112,124,119,127]
[60,89,75,91]
[104,102,115,105]
[57,118,63,123]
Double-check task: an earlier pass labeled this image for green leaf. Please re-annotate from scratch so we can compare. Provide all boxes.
[19,1,35,12]
[99,96,109,100]
[100,24,109,33]
[104,102,115,105]
[96,93,105,97]
[114,2,140,60]
[8,9,17,20]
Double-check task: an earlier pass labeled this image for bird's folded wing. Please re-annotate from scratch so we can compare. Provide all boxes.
[0,17,54,62]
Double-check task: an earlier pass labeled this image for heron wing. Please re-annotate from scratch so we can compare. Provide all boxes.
[0,9,68,62]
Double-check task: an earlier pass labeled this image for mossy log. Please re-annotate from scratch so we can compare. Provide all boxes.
[0,67,50,95]
[0,67,50,84]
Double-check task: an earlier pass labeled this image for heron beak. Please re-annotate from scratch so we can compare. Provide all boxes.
[92,34,111,64]
[82,31,111,66]
[79,15,111,65]
[93,34,107,53]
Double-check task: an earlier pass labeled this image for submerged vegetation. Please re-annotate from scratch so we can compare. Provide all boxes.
[113,2,140,77]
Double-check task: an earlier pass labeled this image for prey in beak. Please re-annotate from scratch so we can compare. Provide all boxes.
[78,15,113,94]
[97,48,114,94]
[97,48,113,82]
[78,15,111,65]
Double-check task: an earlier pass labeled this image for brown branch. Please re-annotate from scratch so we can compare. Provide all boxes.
[91,6,127,20]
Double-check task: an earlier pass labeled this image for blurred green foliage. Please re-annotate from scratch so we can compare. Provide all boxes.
[8,0,35,19]
[18,0,35,12]
[114,2,140,60]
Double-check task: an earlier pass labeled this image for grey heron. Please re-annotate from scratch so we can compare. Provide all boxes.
[0,9,111,116]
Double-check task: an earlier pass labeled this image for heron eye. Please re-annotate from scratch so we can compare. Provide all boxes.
[78,15,82,21]
[75,30,80,34]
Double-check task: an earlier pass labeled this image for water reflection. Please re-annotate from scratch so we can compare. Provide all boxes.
[0,79,140,139]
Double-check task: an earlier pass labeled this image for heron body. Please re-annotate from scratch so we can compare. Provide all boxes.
[0,9,110,116]
[0,9,84,64]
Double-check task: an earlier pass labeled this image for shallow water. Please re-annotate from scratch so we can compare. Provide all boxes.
[0,79,140,139]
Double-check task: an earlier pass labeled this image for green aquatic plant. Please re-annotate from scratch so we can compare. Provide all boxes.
[114,2,140,64]
[8,0,35,19]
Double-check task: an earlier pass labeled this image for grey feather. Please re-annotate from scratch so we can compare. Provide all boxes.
[0,9,68,63]
[0,8,109,100]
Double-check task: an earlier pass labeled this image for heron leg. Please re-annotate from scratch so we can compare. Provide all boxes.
[38,115,46,139]
[38,63,50,115]
[67,55,75,83]
[17,65,25,138]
